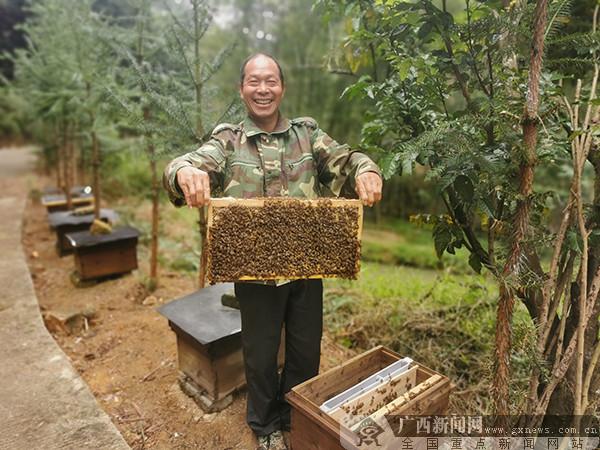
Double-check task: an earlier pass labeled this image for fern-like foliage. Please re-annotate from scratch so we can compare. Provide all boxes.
[545,0,574,40]
[547,56,597,71]
[379,123,452,179]
[548,30,600,48]
[201,42,237,84]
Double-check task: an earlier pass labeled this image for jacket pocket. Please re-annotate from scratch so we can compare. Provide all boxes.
[230,159,260,169]
[287,153,314,170]
[225,158,264,198]
[285,153,320,198]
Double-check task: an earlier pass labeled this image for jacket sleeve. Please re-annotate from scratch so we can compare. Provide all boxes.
[311,127,381,197]
[162,135,227,207]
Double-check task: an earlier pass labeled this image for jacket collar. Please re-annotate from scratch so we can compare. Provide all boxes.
[242,113,291,137]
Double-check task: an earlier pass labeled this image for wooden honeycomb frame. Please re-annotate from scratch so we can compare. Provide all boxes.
[206,198,363,283]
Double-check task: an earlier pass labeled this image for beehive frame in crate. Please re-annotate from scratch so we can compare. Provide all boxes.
[206,198,363,283]
[285,346,453,450]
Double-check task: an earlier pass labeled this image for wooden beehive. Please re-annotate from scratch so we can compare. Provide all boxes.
[65,226,139,281]
[286,346,452,450]
[41,191,94,213]
[43,185,90,195]
[48,209,118,256]
[206,198,363,283]
[158,284,285,412]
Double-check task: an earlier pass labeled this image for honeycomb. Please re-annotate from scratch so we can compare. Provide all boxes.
[207,198,361,283]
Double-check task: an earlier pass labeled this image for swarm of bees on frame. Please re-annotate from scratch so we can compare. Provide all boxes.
[207,198,361,283]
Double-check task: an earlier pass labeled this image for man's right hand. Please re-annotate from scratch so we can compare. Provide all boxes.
[176,166,211,207]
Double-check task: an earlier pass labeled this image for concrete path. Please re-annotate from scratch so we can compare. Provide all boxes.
[0,148,129,450]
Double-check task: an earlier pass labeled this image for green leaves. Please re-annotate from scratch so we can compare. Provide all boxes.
[432,216,464,258]
[319,0,544,277]
[434,220,453,258]
[454,174,474,204]
[469,253,482,274]
[378,151,401,179]
[340,75,372,100]
[545,0,574,40]
[395,59,413,81]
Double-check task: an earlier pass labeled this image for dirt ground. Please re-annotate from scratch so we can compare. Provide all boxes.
[21,175,356,450]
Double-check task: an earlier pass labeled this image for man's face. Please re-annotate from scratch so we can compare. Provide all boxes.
[240,55,284,123]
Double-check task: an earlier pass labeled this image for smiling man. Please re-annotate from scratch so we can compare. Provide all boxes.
[163,53,382,450]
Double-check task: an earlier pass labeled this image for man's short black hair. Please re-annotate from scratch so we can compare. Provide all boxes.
[240,53,285,86]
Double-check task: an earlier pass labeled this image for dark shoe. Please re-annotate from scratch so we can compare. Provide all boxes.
[256,430,288,450]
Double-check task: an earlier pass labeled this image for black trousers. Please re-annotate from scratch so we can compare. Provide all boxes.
[234,279,323,436]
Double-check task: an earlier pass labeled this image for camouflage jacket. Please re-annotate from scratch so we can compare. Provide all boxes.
[163,115,381,205]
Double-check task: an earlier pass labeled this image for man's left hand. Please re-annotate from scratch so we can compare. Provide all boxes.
[355,172,383,207]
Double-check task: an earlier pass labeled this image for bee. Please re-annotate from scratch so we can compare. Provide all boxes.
[208,198,362,281]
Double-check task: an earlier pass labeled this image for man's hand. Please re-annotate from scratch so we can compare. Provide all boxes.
[176,166,211,207]
[355,172,383,207]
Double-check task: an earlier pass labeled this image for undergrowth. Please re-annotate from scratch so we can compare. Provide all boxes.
[324,263,534,415]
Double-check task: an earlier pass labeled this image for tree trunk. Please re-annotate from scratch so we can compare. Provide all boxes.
[84,79,101,220]
[494,283,516,420]
[192,0,207,288]
[64,121,73,210]
[71,124,79,187]
[546,142,600,415]
[493,0,548,421]
[76,131,84,187]
[81,146,86,187]
[199,210,207,288]
[55,123,63,188]
[137,0,159,289]
[91,128,100,220]
[584,261,600,411]
[584,135,600,415]
[150,143,159,288]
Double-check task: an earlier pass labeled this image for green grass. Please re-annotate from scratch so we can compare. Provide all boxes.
[324,262,533,414]
[361,218,471,272]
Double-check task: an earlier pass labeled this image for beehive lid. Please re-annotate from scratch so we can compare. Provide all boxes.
[206,197,363,283]
[48,208,118,228]
[157,283,240,345]
[43,185,92,196]
[41,192,94,206]
[65,226,139,248]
